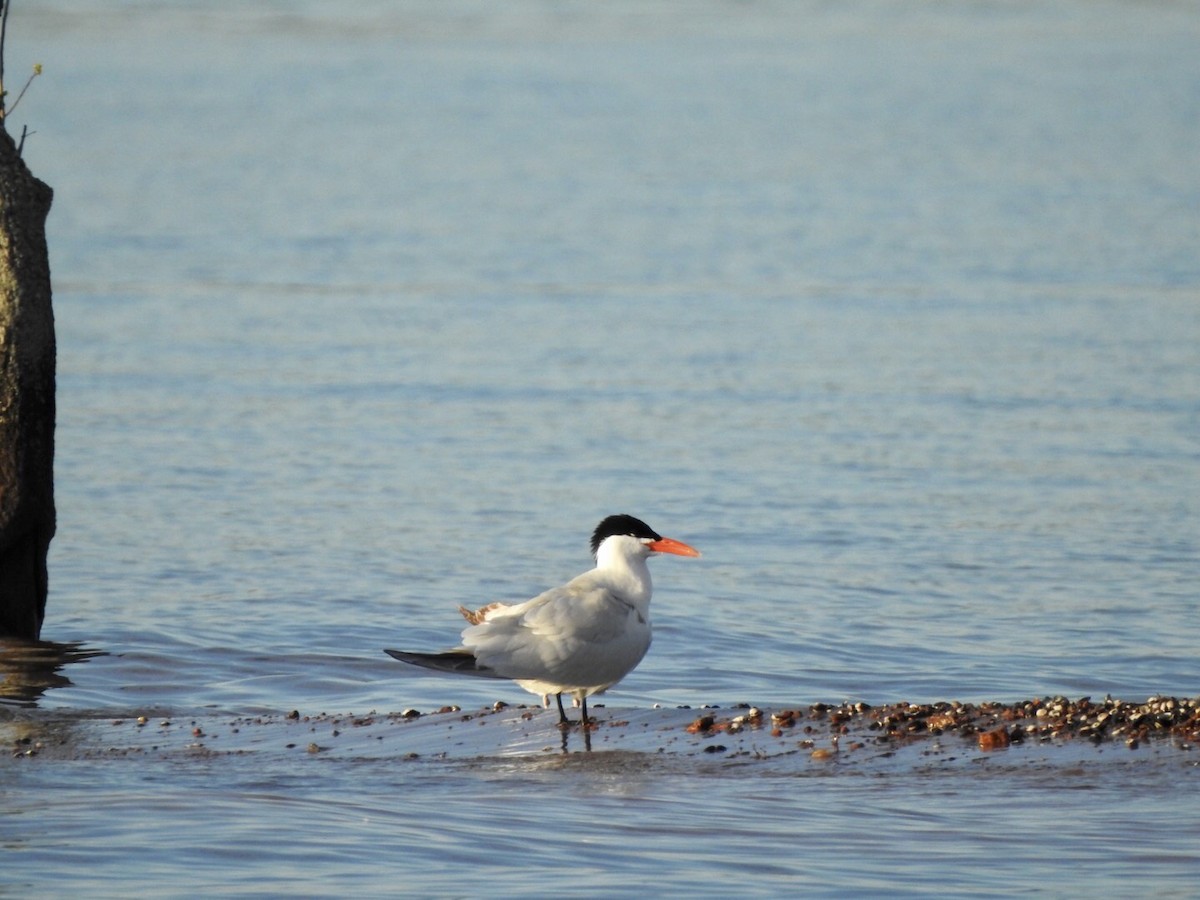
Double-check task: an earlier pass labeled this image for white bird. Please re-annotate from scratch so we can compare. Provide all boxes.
[385,514,700,729]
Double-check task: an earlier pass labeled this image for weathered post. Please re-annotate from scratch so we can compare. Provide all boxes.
[0,3,55,639]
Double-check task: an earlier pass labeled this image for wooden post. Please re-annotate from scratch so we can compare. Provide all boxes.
[0,121,55,639]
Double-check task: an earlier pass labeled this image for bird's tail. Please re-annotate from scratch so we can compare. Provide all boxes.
[384,648,508,679]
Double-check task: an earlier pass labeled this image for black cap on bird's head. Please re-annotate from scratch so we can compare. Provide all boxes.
[590,514,662,557]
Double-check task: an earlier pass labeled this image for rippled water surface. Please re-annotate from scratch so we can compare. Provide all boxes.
[3,0,1198,895]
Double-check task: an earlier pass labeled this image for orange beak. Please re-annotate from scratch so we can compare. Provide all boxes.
[647,537,701,558]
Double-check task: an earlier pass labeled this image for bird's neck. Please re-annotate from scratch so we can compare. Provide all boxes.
[594,546,654,611]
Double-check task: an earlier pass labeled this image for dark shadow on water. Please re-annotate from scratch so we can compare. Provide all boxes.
[0,638,106,709]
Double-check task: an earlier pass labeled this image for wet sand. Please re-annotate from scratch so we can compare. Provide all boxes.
[8,695,1197,771]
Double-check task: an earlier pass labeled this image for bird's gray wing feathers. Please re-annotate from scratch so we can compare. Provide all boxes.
[460,580,647,682]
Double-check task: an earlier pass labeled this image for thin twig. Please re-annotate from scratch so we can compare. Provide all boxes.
[0,0,9,125]
[6,64,38,117]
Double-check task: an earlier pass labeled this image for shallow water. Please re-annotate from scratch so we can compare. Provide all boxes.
[3,0,1199,895]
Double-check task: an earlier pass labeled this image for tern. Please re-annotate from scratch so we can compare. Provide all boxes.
[385,514,700,729]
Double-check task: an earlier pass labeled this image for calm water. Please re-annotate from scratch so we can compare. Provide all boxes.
[3,0,1199,895]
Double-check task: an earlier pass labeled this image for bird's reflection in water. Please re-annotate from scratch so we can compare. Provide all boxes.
[559,722,593,753]
[0,638,105,708]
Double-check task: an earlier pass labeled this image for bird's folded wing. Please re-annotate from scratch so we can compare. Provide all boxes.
[460,581,636,677]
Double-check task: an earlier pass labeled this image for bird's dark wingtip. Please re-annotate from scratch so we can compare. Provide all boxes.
[383,647,508,679]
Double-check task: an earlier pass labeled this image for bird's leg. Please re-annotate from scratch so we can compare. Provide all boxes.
[555,693,570,727]
[580,695,590,729]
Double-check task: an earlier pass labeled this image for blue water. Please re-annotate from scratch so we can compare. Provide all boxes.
[3,1,1199,895]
